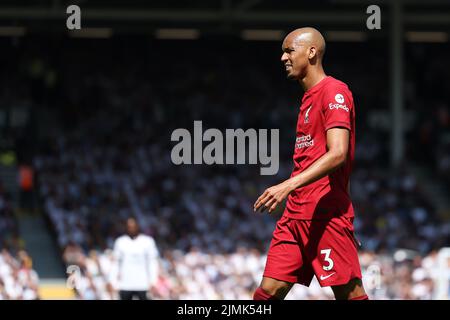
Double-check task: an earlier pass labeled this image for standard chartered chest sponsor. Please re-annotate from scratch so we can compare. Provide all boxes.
[295,134,314,149]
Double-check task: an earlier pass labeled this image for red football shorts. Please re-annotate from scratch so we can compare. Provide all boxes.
[263,214,363,287]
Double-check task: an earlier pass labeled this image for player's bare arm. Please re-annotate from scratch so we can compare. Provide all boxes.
[254,127,349,213]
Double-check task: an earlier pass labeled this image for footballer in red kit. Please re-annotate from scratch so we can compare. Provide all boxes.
[253,27,368,300]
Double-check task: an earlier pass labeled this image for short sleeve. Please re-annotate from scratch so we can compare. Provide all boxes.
[148,237,159,258]
[321,86,353,131]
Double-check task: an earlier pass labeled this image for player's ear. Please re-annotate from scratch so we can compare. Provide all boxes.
[308,46,317,60]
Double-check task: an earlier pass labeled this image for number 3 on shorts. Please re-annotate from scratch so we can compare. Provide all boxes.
[320,249,334,271]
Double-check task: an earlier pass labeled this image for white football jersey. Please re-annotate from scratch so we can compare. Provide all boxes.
[113,234,159,291]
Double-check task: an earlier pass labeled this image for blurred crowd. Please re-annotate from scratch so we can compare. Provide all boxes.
[0,182,39,300]
[406,44,450,185]
[60,244,445,300]
[0,37,449,299]
[0,184,21,252]
[0,249,39,300]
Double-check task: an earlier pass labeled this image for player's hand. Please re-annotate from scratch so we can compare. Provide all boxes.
[254,179,295,213]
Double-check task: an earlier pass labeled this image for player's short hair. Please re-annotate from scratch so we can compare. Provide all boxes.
[126,216,138,222]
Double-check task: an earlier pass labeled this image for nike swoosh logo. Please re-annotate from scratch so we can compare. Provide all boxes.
[320,272,336,281]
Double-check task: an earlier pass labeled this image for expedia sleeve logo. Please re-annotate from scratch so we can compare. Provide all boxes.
[328,93,349,112]
[334,94,344,103]
[329,103,349,112]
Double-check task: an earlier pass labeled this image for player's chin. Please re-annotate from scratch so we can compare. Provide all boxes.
[286,72,297,80]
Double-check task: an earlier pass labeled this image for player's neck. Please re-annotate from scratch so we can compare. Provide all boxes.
[128,233,139,239]
[300,68,327,92]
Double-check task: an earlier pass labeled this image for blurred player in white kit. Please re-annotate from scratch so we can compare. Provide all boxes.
[111,217,159,300]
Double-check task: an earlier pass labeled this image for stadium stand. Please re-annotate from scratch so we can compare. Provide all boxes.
[21,38,449,299]
[0,26,449,298]
[0,183,39,299]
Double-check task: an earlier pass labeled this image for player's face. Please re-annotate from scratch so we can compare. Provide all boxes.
[126,219,139,237]
[281,37,309,80]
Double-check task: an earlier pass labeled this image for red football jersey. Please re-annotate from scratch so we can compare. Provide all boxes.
[284,76,355,220]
